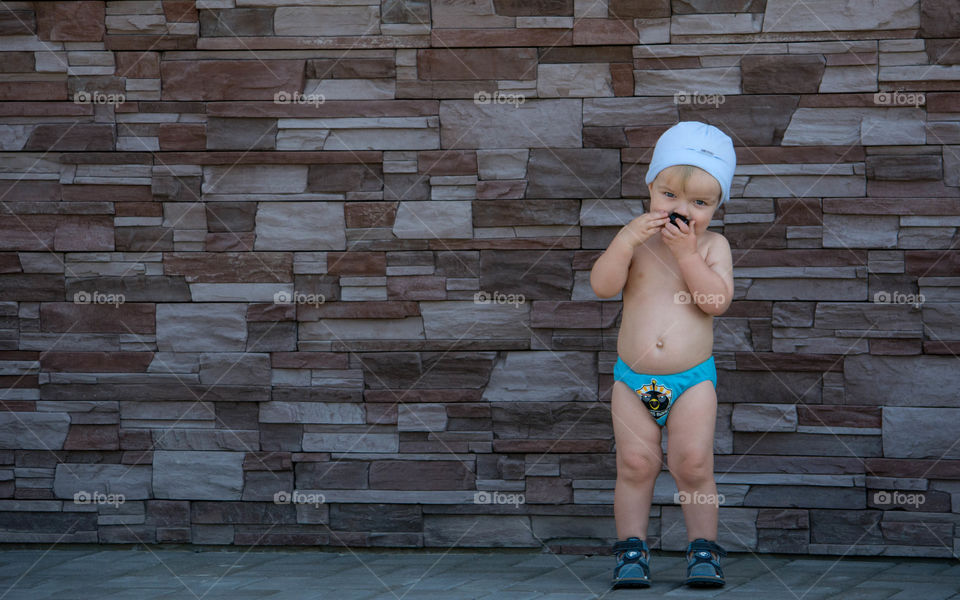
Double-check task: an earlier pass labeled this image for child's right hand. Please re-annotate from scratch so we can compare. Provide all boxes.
[620,210,670,247]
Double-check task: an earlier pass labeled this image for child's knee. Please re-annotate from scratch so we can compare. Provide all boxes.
[617,448,661,482]
[667,451,713,484]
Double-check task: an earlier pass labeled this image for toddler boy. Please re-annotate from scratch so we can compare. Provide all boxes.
[590,121,736,588]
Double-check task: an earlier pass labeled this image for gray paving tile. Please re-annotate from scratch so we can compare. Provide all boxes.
[475,592,544,600]
[0,547,957,599]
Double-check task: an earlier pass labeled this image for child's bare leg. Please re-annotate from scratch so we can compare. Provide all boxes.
[665,380,719,541]
[611,380,664,540]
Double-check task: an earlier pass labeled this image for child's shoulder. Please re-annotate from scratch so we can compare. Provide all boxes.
[701,229,732,259]
[702,228,729,247]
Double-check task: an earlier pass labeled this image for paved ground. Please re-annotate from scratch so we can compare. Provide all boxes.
[0,545,958,599]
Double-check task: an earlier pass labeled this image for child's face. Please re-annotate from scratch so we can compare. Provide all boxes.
[647,165,721,236]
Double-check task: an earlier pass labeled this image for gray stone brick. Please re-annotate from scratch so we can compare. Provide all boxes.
[153,451,244,500]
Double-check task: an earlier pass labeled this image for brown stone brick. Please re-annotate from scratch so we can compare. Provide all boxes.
[418,151,477,175]
[732,249,867,267]
[757,508,809,529]
[433,28,572,47]
[0,254,21,274]
[192,501,296,524]
[105,34,196,51]
[157,123,206,150]
[823,198,960,215]
[476,180,527,199]
[869,338,922,355]
[905,250,960,275]
[0,274,64,301]
[246,302,295,322]
[115,52,160,78]
[867,179,959,198]
[115,202,162,217]
[493,0,572,15]
[308,163,382,192]
[921,0,960,38]
[326,252,386,276]
[161,60,305,101]
[307,58,396,79]
[742,55,826,94]
[541,46,634,63]
[0,181,60,202]
[205,202,256,232]
[36,1,104,41]
[386,275,446,300]
[494,440,610,452]
[798,405,881,428]
[525,477,573,503]
[432,237,580,250]
[0,216,112,251]
[295,461,368,489]
[163,0,198,22]
[418,48,537,80]
[624,125,669,148]
[611,62,634,96]
[365,402,397,425]
[345,202,397,229]
[924,340,960,354]
[40,302,155,333]
[370,460,475,490]
[0,375,36,390]
[0,82,67,101]
[331,503,421,531]
[866,155,943,181]
[41,352,153,372]
[0,52,34,72]
[776,198,822,226]
[163,252,292,283]
[24,124,114,151]
[573,19,638,45]
[206,232,256,252]
[0,11,35,35]
[609,0,670,17]
[64,424,118,450]
[115,227,173,252]
[207,100,435,119]
[298,301,419,321]
[926,39,960,65]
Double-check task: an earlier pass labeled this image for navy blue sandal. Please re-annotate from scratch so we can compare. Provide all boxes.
[611,536,651,589]
[684,538,726,586]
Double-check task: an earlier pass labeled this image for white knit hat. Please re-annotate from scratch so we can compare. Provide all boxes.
[644,121,737,205]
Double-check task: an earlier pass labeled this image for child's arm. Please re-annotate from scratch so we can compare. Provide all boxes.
[591,211,669,298]
[676,235,734,316]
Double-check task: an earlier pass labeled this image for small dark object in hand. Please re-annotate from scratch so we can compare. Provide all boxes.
[668,212,689,227]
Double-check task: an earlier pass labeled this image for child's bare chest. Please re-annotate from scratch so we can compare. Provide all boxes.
[626,237,707,293]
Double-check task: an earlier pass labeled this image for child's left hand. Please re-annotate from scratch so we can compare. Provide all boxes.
[661,218,697,259]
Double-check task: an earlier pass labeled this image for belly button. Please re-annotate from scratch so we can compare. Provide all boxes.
[656,339,663,348]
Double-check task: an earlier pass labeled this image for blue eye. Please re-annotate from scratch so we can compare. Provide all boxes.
[695,200,705,206]
[664,192,675,198]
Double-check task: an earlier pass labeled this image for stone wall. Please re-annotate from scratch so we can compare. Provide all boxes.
[1,0,959,557]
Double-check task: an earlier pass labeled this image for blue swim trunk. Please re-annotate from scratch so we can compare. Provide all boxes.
[613,355,717,427]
